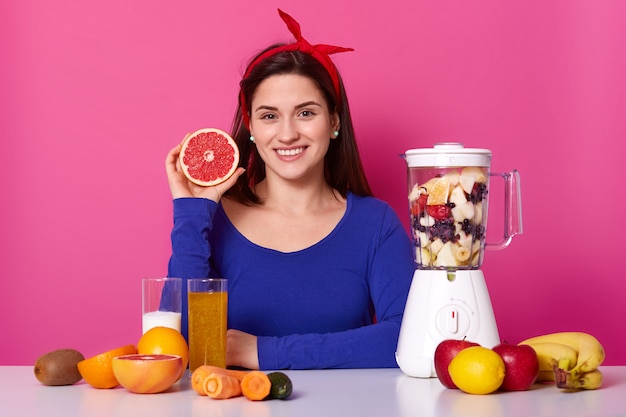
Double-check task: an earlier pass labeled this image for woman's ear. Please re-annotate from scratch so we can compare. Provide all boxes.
[331,112,340,135]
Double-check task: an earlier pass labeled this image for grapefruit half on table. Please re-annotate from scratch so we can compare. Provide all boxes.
[179,128,240,186]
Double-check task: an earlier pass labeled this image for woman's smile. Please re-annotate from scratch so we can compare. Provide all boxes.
[276,146,306,157]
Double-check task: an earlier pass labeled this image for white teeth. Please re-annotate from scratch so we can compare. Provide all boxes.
[276,148,304,156]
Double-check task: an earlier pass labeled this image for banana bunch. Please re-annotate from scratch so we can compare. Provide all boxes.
[518,331,605,390]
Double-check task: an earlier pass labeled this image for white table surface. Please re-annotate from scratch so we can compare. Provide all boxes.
[1,366,624,417]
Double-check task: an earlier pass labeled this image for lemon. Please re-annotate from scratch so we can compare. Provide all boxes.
[448,346,505,395]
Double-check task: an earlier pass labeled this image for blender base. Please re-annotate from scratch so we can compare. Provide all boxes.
[395,269,500,378]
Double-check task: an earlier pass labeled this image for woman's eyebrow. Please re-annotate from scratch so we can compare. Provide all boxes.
[295,100,322,109]
[254,101,322,114]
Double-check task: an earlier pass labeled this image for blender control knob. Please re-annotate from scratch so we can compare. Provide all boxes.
[435,304,471,338]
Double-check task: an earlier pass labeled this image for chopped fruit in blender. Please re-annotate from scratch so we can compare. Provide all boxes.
[408,184,422,202]
[451,201,475,223]
[427,177,450,205]
[455,246,471,263]
[434,242,456,267]
[418,247,434,266]
[429,241,473,267]
[460,219,485,241]
[469,182,488,204]
[408,167,489,268]
[419,176,441,195]
[429,238,444,256]
[410,194,428,217]
[449,186,475,222]
[461,166,487,183]
[459,174,476,194]
[456,228,473,247]
[474,202,484,224]
[426,204,452,220]
[448,185,467,206]
[428,218,458,243]
[443,170,461,186]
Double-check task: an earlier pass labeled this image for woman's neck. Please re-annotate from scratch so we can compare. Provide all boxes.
[254,177,344,216]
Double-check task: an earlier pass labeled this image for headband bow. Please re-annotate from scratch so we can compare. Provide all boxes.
[241,9,354,127]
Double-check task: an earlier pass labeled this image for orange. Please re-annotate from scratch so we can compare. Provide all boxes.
[419,176,440,194]
[427,177,450,206]
[77,344,137,389]
[137,326,189,380]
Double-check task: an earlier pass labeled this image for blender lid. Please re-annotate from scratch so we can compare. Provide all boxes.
[404,142,492,167]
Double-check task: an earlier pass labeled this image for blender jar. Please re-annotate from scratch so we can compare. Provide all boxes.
[404,143,512,270]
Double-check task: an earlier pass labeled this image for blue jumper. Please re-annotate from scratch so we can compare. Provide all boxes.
[167,193,415,369]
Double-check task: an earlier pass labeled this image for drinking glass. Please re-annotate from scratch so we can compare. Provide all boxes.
[187,278,228,372]
[142,277,182,334]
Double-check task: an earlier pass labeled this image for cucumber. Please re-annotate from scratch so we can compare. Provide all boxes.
[267,371,293,399]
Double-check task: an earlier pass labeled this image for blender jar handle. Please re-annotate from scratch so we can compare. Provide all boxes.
[486,169,523,251]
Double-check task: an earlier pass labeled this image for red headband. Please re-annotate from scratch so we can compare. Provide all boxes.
[240,9,354,127]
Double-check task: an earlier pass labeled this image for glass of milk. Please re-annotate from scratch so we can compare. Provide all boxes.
[142,277,182,334]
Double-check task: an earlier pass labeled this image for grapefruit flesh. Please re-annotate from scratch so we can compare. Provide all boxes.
[179,128,239,186]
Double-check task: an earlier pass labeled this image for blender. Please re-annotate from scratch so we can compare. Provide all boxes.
[395,143,522,378]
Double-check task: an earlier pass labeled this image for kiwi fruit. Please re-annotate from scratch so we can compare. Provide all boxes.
[34,348,85,386]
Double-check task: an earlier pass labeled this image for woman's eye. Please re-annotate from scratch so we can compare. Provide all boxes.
[299,110,314,117]
[261,113,277,120]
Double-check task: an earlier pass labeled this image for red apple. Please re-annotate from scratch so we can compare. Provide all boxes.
[434,338,480,389]
[492,342,539,391]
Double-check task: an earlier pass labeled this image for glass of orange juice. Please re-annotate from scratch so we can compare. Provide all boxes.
[187,278,228,372]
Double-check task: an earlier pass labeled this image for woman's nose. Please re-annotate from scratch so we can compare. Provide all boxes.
[276,119,299,142]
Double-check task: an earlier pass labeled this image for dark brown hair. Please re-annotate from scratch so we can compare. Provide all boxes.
[225,45,372,204]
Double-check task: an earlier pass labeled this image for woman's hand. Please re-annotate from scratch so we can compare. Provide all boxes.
[165,134,245,202]
[226,329,260,370]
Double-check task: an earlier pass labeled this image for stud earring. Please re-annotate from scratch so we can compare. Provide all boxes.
[333,130,340,138]
[249,135,255,143]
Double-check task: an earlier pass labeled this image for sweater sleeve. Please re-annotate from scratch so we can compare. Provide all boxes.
[168,197,217,279]
[256,205,415,369]
[167,197,218,338]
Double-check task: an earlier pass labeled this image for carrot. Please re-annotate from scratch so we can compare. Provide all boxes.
[193,365,272,401]
[191,366,249,395]
[203,373,243,399]
[194,365,250,382]
[191,366,215,395]
[241,371,272,401]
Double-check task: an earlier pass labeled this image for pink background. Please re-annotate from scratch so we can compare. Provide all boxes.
[2,0,625,365]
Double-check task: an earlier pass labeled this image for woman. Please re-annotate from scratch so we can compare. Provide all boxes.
[165,9,415,370]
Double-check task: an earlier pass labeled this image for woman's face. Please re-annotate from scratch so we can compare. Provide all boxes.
[248,73,339,184]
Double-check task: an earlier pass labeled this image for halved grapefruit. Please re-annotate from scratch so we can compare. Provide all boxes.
[179,128,239,187]
[112,354,183,394]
